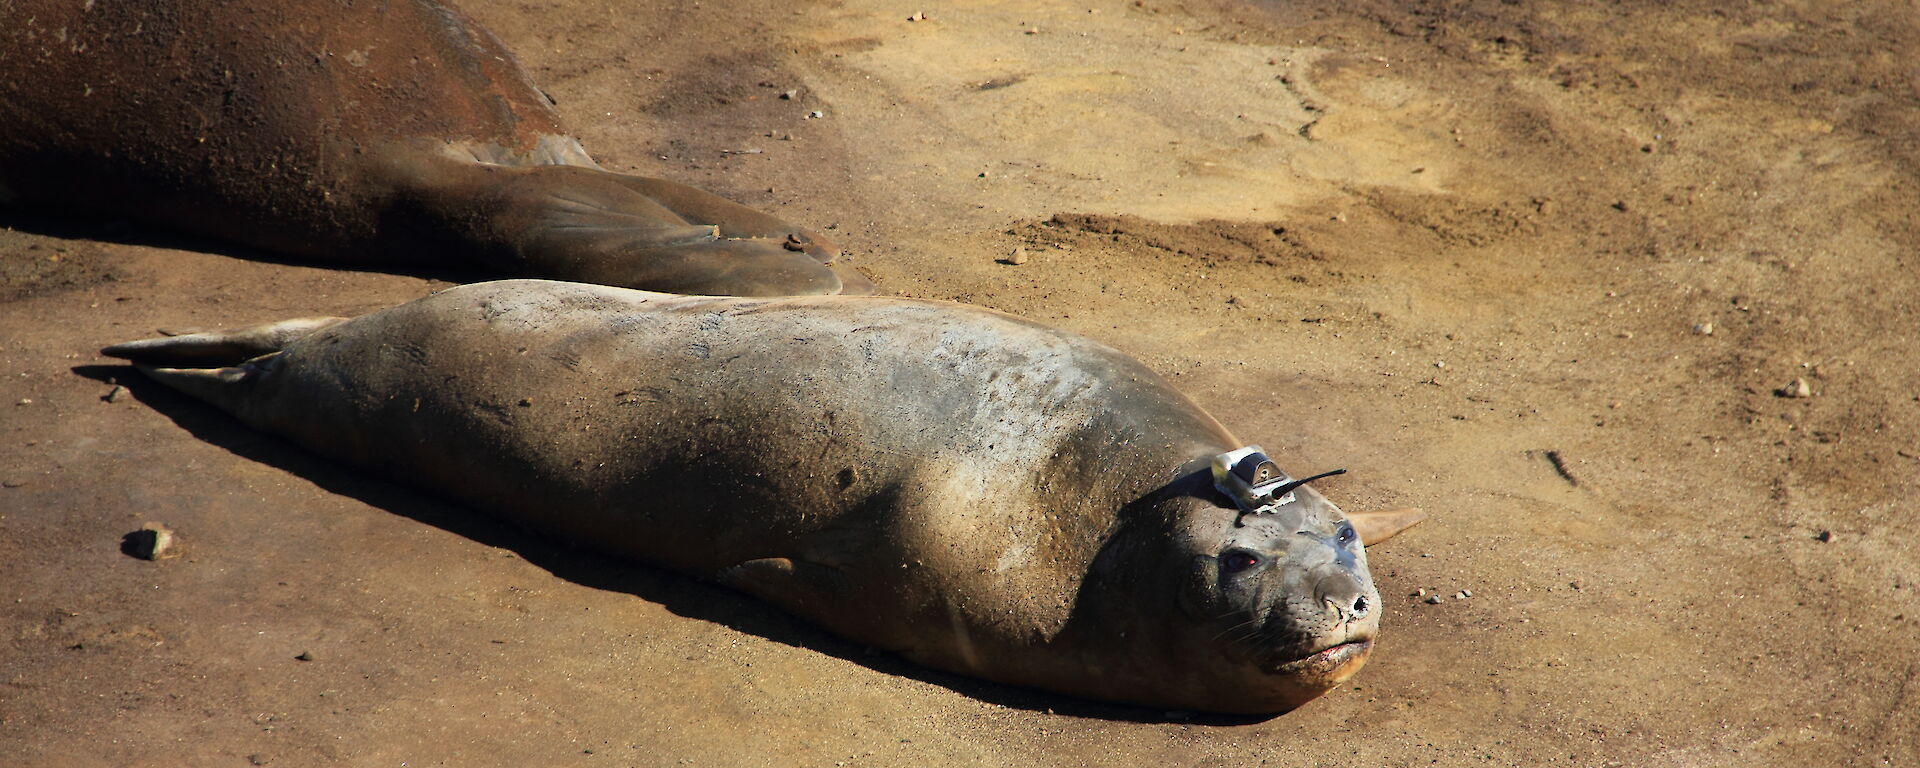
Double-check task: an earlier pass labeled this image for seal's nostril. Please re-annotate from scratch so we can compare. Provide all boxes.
[1352,595,1369,616]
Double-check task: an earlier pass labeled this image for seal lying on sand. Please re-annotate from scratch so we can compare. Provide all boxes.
[0,0,863,296]
[104,280,1423,713]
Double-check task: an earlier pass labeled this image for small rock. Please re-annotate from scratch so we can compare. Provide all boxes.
[1693,322,1714,335]
[1001,247,1029,266]
[1025,27,1040,35]
[1569,580,1584,590]
[1815,530,1833,543]
[1455,591,1469,600]
[1424,594,1444,605]
[1414,588,1427,597]
[518,397,534,407]
[1611,200,1630,212]
[1778,378,1812,398]
[14,398,30,406]
[779,90,797,100]
[295,651,314,661]
[807,110,825,119]
[2,479,25,488]
[1461,589,1473,598]
[248,754,270,766]
[103,385,129,403]
[906,11,927,21]
[122,522,179,560]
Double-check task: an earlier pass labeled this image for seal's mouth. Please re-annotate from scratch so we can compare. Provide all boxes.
[1268,638,1373,681]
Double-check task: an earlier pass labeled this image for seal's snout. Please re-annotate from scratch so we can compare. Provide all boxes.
[1316,571,1372,624]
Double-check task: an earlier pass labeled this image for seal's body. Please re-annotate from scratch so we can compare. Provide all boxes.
[105,280,1421,713]
[0,0,860,296]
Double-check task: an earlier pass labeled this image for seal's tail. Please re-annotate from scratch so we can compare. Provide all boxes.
[101,317,345,367]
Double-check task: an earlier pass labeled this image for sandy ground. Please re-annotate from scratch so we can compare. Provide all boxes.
[3,0,1918,765]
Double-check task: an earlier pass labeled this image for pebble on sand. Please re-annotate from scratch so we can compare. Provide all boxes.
[1778,378,1812,398]
[123,522,180,560]
[1001,247,1030,266]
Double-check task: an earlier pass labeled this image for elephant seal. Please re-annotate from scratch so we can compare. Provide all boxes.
[103,280,1423,714]
[0,0,864,296]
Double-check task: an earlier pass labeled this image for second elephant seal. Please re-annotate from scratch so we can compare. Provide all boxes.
[0,0,863,296]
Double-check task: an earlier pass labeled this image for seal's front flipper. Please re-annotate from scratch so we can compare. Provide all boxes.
[718,557,852,617]
[450,165,853,297]
[828,264,877,296]
[610,176,842,265]
[101,318,345,367]
[1348,508,1426,546]
[559,238,850,297]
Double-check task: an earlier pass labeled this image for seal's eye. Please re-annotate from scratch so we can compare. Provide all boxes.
[1220,550,1263,575]
[1337,523,1357,545]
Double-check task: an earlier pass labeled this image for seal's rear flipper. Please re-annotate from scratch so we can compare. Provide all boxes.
[127,363,260,414]
[1349,508,1426,546]
[101,317,345,367]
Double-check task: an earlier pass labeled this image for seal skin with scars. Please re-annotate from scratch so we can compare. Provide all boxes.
[0,0,863,296]
[103,280,1423,714]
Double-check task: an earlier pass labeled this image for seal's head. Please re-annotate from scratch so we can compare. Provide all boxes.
[1184,451,1379,710]
[1075,447,1420,715]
